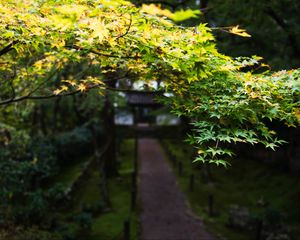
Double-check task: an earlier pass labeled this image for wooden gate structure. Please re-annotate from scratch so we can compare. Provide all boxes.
[115,90,184,138]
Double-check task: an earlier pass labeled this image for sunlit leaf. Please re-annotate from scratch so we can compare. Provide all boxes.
[229,25,251,37]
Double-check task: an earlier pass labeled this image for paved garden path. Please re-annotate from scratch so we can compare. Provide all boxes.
[138,138,215,240]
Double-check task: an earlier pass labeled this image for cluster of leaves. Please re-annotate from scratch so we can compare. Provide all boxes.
[0,0,221,103]
[0,120,100,227]
[167,62,300,166]
[0,0,299,167]
[55,125,95,164]
[0,128,63,225]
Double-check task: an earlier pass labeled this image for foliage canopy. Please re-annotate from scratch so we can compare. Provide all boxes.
[0,0,299,165]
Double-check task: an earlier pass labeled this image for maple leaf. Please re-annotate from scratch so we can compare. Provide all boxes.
[229,25,251,37]
[53,85,69,95]
[141,4,173,18]
[33,60,43,70]
[293,108,300,121]
[51,39,65,48]
[56,4,87,19]
[60,85,68,92]
[171,9,201,22]
[86,76,103,85]
[53,89,62,95]
[77,83,87,92]
[63,80,77,86]
[89,19,109,42]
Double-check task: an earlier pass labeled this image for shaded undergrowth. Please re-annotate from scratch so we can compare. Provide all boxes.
[45,138,139,240]
[162,139,300,240]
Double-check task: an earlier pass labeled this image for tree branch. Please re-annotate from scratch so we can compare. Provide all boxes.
[66,45,139,59]
[0,76,131,105]
[116,14,132,40]
[264,6,300,57]
[0,85,94,105]
[0,41,18,57]
[26,68,59,97]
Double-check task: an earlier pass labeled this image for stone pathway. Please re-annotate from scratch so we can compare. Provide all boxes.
[138,138,215,240]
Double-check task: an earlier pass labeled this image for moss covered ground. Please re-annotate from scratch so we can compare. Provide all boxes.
[46,157,90,190]
[89,139,139,240]
[46,138,139,239]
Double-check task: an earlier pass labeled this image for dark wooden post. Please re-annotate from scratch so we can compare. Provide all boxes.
[131,172,136,190]
[131,188,136,211]
[208,194,214,217]
[255,219,262,240]
[178,161,183,176]
[172,154,177,167]
[134,136,138,176]
[131,108,138,212]
[123,219,130,240]
[131,171,137,211]
[102,79,118,177]
[189,174,194,192]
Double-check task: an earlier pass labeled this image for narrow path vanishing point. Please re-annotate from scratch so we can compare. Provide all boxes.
[138,138,215,240]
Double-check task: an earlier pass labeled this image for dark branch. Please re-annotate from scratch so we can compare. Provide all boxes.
[0,41,18,57]
[0,76,129,105]
[0,84,162,106]
[26,68,59,97]
[116,14,132,40]
[264,7,300,57]
[200,0,209,15]
[66,45,138,59]
[0,85,95,105]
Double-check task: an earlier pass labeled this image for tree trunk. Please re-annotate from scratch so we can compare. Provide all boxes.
[102,79,118,177]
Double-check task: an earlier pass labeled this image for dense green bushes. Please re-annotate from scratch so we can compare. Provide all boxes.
[0,226,63,240]
[0,122,102,231]
[55,126,93,165]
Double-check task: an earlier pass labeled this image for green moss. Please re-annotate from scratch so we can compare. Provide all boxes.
[47,157,90,189]
[89,138,139,240]
[71,167,102,212]
[90,177,138,240]
[48,138,139,240]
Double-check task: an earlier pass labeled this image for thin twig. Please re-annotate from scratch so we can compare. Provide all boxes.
[0,76,135,105]
[26,68,59,97]
[66,45,138,59]
[116,14,132,40]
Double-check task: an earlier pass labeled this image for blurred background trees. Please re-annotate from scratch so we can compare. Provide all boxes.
[134,0,300,69]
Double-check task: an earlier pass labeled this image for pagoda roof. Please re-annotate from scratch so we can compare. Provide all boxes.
[125,90,163,106]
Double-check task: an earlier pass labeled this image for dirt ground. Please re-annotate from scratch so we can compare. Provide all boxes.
[138,138,215,240]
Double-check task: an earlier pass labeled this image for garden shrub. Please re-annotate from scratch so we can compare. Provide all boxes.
[55,126,93,165]
[13,226,63,240]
